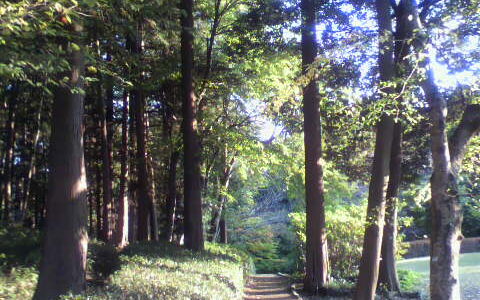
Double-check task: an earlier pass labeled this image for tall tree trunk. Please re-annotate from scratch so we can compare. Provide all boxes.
[301,0,329,293]
[21,98,44,223]
[128,84,138,243]
[129,24,152,241]
[399,1,463,298]
[114,91,130,248]
[145,113,158,241]
[33,25,88,299]
[164,150,179,242]
[378,123,402,292]
[181,0,204,251]
[133,86,151,241]
[2,85,18,224]
[427,73,461,300]
[354,1,395,299]
[377,2,413,290]
[97,82,114,242]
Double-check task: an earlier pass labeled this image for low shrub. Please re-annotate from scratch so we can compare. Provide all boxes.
[0,226,41,271]
[76,242,250,299]
[0,267,38,299]
[290,204,366,280]
[1,234,251,300]
[398,269,422,292]
[88,241,121,281]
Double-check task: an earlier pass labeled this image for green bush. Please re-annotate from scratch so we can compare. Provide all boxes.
[243,240,287,273]
[88,241,121,281]
[0,226,41,271]
[398,269,422,292]
[290,204,366,280]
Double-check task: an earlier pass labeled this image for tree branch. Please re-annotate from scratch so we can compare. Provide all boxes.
[449,104,480,174]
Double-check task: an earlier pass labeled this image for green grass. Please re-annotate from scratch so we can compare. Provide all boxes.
[0,241,253,300]
[397,252,480,300]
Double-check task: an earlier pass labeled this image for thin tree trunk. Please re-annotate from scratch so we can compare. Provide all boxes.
[128,83,138,243]
[129,23,152,241]
[33,25,88,299]
[21,98,44,222]
[378,123,402,292]
[164,150,179,242]
[181,0,204,251]
[209,154,234,242]
[97,82,114,242]
[354,1,396,299]
[114,91,130,248]
[2,86,18,224]
[145,113,158,241]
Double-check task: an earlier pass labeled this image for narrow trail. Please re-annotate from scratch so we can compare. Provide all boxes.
[244,274,298,300]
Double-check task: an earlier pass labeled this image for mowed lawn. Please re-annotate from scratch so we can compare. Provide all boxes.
[397,252,480,300]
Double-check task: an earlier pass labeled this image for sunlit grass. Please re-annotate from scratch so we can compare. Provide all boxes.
[397,252,480,300]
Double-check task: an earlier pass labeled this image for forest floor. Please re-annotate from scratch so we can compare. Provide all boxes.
[244,274,298,300]
[397,252,480,300]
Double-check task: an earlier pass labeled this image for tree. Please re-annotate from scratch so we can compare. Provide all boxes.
[354,0,396,298]
[378,0,416,291]
[129,24,153,242]
[97,79,114,242]
[1,84,18,224]
[114,91,130,248]
[301,0,329,293]
[33,22,88,300]
[396,1,480,298]
[181,0,204,251]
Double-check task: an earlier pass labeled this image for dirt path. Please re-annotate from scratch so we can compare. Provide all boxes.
[244,274,298,300]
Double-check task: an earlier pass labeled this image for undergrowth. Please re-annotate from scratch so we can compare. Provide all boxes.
[0,228,252,300]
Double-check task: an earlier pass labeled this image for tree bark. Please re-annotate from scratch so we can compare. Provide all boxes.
[114,91,130,248]
[449,104,480,174]
[2,85,18,224]
[301,0,329,293]
[132,86,151,241]
[164,150,179,242]
[401,1,464,298]
[95,158,102,239]
[129,24,152,241]
[97,81,114,242]
[20,98,44,223]
[378,1,413,290]
[219,218,227,244]
[378,123,402,292]
[145,113,158,241]
[181,0,204,251]
[33,24,88,299]
[128,83,138,243]
[354,1,396,299]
